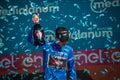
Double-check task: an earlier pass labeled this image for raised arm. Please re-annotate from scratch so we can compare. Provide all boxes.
[27,14,45,46]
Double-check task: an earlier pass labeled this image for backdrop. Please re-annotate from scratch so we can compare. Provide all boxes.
[0,0,120,80]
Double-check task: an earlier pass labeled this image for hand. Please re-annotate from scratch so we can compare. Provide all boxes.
[32,13,39,24]
[36,31,43,40]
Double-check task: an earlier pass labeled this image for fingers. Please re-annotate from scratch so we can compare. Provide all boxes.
[36,31,42,40]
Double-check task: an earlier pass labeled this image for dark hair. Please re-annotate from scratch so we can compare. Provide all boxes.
[55,27,69,42]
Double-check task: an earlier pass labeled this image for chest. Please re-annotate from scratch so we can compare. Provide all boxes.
[45,46,69,58]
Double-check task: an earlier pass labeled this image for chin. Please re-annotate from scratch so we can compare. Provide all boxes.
[61,42,67,46]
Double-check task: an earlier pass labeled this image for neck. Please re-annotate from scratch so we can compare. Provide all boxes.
[58,42,67,47]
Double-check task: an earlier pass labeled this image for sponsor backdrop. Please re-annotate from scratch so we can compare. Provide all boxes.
[0,0,120,80]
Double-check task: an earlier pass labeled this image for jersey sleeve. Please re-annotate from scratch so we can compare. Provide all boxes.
[67,48,77,80]
[27,26,34,45]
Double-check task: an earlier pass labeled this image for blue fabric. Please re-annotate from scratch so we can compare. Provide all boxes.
[28,27,77,80]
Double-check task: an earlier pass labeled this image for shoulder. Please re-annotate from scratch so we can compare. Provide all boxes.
[64,45,73,52]
[65,45,73,49]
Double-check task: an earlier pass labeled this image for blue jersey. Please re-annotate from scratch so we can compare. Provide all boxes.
[28,26,77,80]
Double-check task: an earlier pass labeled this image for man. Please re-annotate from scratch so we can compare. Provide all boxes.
[28,14,77,80]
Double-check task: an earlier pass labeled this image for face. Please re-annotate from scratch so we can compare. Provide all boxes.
[56,37,67,46]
